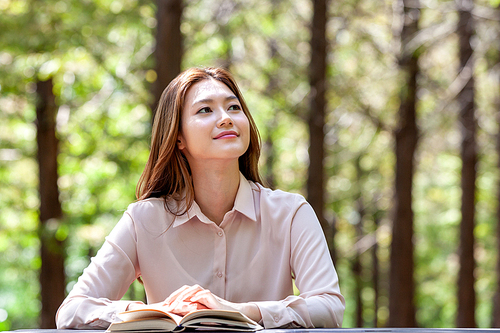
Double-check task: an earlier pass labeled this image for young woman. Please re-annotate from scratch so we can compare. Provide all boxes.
[56,67,345,329]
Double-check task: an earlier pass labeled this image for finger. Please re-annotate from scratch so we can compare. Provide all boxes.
[176,284,204,302]
[165,284,203,305]
[190,290,219,309]
[190,290,212,303]
[167,301,191,316]
[164,285,190,306]
[170,285,205,309]
[196,302,210,310]
[168,300,208,316]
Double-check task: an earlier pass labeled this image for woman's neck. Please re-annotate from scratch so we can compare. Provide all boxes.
[189,160,241,225]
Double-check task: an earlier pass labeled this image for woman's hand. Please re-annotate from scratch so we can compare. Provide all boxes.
[162,285,262,322]
[162,285,210,315]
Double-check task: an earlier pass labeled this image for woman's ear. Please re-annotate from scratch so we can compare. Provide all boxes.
[177,136,185,150]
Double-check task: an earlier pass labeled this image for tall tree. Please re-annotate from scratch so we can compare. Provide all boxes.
[36,78,66,328]
[262,2,280,190]
[262,115,277,189]
[456,0,477,327]
[372,199,381,328]
[152,0,184,120]
[388,0,420,327]
[494,11,500,323]
[353,156,366,327]
[494,72,500,327]
[307,0,332,254]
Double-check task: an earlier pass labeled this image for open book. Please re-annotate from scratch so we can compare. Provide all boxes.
[106,306,263,332]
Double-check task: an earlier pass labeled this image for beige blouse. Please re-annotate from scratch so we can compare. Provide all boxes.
[56,173,345,329]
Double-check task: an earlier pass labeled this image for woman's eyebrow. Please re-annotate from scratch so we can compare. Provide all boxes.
[193,95,239,105]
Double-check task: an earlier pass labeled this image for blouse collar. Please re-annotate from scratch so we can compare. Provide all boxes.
[172,172,257,228]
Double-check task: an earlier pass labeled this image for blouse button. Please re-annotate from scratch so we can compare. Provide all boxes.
[217,272,223,278]
[217,231,223,237]
[274,315,280,323]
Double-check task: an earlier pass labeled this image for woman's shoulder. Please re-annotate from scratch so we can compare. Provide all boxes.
[250,181,308,210]
[125,197,178,221]
[122,197,181,233]
[127,197,166,210]
[247,182,317,232]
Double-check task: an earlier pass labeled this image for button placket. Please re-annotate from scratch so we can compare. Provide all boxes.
[213,226,227,298]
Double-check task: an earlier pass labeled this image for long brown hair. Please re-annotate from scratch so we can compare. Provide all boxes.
[136,67,262,215]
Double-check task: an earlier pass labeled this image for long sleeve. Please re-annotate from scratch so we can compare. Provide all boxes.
[252,202,345,328]
[56,212,142,329]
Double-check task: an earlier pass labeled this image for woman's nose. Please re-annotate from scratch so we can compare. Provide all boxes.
[217,110,233,127]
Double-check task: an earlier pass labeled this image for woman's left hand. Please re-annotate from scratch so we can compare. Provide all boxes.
[162,285,209,315]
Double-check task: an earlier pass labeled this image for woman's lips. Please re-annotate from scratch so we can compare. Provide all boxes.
[214,131,238,139]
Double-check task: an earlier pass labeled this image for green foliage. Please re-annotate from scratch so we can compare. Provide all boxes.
[1,0,152,329]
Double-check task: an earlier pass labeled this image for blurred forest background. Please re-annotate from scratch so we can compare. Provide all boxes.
[3,0,500,329]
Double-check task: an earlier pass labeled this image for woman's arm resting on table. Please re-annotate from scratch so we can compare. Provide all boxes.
[252,202,345,329]
[56,296,144,329]
[56,212,141,329]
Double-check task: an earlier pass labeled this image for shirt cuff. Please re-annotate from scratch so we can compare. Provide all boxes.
[251,296,310,328]
[87,300,140,328]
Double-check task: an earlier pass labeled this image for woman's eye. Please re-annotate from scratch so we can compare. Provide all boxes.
[197,107,211,114]
[228,105,241,111]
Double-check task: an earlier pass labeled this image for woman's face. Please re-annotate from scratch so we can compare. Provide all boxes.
[177,78,250,164]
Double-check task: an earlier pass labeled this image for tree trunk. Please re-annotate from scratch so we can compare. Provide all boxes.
[262,27,281,189]
[493,14,500,323]
[494,12,500,327]
[36,78,66,328]
[388,0,419,327]
[151,0,183,120]
[456,0,477,327]
[493,89,500,327]
[353,249,363,327]
[308,0,332,253]
[263,117,277,189]
[372,208,380,327]
[354,157,365,327]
